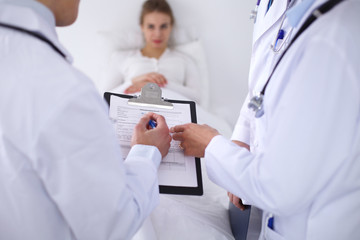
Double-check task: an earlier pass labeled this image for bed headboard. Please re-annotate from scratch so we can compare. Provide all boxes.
[57,0,254,127]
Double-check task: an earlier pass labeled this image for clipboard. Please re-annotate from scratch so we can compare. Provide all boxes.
[104,83,203,196]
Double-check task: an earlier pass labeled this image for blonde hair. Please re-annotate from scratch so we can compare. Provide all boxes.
[140,0,175,25]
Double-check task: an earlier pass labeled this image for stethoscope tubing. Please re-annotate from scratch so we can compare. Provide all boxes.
[248,0,345,118]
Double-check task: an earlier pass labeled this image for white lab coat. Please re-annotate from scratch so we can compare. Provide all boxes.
[231,1,291,239]
[232,0,291,150]
[0,1,162,240]
[207,0,360,239]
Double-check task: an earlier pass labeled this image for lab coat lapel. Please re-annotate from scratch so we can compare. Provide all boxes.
[253,0,287,44]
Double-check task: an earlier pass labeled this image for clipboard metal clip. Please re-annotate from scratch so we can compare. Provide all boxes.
[128,83,174,109]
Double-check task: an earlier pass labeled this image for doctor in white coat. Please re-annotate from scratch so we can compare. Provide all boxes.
[172,0,360,239]
[0,0,172,239]
[230,0,294,239]
[231,0,294,158]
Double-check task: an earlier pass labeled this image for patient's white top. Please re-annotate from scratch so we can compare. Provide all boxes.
[111,48,201,103]
[206,0,360,239]
[0,1,161,239]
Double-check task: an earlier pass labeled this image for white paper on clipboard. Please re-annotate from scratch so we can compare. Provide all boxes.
[108,94,198,188]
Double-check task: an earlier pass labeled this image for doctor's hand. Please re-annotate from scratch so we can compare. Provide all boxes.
[170,123,219,158]
[125,72,168,94]
[228,192,248,211]
[131,112,172,158]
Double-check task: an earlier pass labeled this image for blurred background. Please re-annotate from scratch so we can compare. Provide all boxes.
[57,0,254,129]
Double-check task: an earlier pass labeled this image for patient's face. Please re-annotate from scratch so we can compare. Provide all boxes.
[141,12,172,50]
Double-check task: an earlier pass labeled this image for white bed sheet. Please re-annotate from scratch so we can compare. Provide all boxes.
[133,158,234,240]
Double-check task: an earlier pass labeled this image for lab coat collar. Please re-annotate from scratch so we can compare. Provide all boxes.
[253,0,288,44]
[287,0,315,27]
[0,0,73,63]
[287,0,329,29]
[5,0,56,27]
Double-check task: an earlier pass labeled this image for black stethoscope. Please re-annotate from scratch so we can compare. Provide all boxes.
[0,22,66,59]
[248,0,344,118]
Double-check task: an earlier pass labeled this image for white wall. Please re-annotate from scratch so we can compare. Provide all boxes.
[57,0,254,128]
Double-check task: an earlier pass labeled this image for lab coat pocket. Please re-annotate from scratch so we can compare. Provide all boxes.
[264,225,285,240]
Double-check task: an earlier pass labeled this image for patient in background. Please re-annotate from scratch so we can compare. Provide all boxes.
[111,0,201,104]
[104,1,234,239]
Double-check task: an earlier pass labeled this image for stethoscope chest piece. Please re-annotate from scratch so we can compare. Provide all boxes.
[248,93,265,118]
[247,0,343,120]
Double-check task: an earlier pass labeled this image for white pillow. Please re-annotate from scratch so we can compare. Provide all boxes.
[97,25,199,50]
[98,28,144,52]
[174,40,209,108]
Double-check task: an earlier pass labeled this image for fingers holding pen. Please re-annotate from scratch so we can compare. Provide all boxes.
[148,112,167,126]
[135,112,153,130]
[132,113,171,157]
[148,113,172,157]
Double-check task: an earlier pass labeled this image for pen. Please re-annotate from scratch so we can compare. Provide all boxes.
[267,215,274,230]
[148,119,157,129]
[275,29,285,48]
[267,0,273,12]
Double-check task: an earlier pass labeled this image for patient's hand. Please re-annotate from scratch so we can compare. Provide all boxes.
[131,112,172,158]
[125,72,168,94]
[124,83,144,94]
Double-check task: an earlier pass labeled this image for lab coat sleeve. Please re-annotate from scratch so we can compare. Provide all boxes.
[205,38,360,217]
[231,93,252,145]
[34,81,161,240]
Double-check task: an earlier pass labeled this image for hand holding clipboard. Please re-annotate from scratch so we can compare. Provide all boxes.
[104,83,203,196]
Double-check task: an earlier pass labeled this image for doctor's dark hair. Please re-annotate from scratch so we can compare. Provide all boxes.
[140,0,175,25]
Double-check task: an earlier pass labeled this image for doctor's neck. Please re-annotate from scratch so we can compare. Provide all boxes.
[36,0,80,27]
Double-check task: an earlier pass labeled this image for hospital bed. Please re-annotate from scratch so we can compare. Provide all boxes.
[57,0,255,239]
